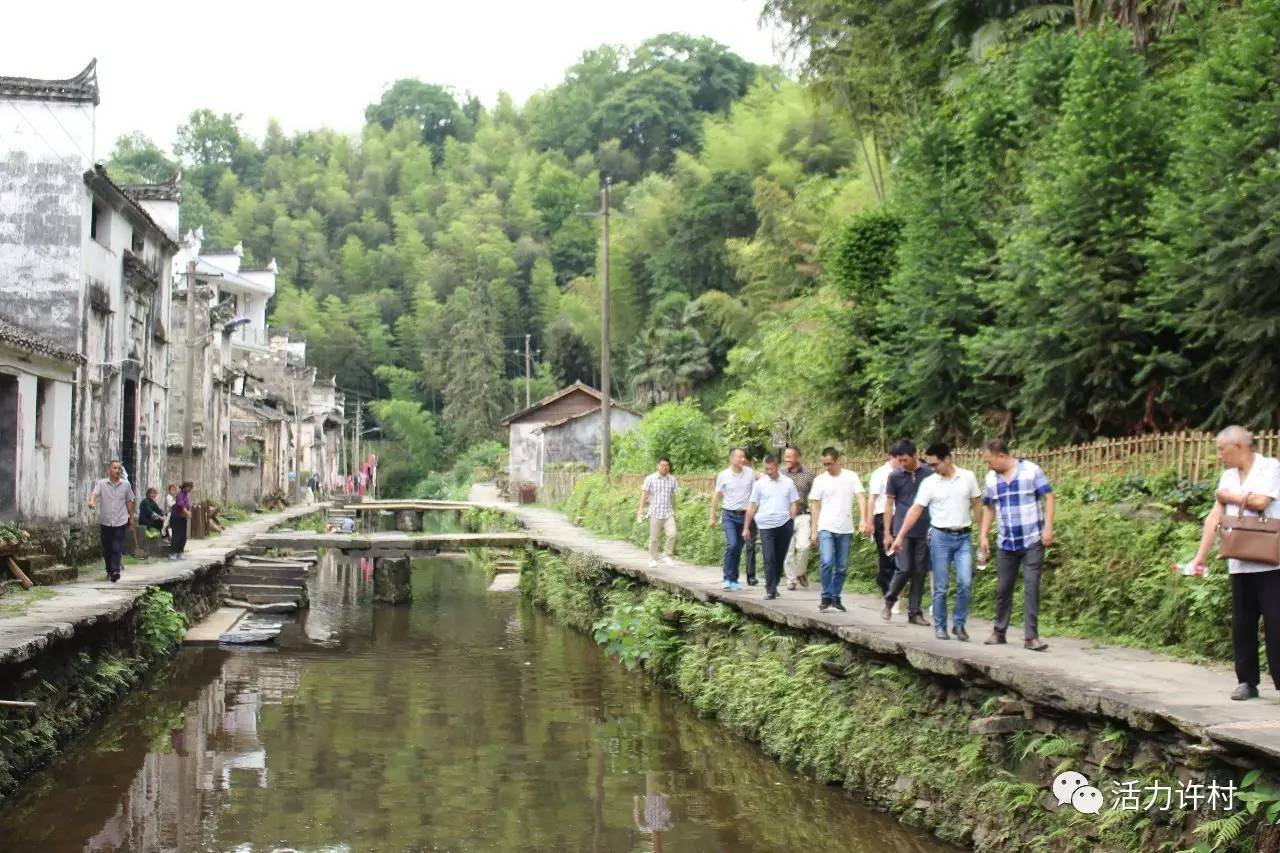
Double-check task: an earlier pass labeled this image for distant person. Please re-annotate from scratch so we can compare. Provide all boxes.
[138,488,166,535]
[882,440,934,626]
[710,447,755,591]
[867,452,901,598]
[169,481,193,561]
[206,503,224,534]
[743,454,799,600]
[978,439,1054,652]
[326,515,356,534]
[808,447,866,612]
[161,483,178,537]
[88,460,135,582]
[638,457,679,567]
[781,446,815,591]
[892,443,981,641]
[1188,426,1280,700]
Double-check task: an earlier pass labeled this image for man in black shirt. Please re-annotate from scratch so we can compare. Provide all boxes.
[881,439,934,625]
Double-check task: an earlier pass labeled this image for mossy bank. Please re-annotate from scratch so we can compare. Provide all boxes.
[519,547,1280,852]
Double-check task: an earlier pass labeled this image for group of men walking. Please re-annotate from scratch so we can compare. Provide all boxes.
[88,461,194,582]
[640,440,1057,649]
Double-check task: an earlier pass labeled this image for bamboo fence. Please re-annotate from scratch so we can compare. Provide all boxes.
[537,431,1280,501]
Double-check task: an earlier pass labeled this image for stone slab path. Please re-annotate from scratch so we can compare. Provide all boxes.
[249,530,530,551]
[0,503,322,667]
[183,606,247,643]
[465,484,1280,763]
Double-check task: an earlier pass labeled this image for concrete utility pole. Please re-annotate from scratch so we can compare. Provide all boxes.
[524,333,532,408]
[180,259,198,481]
[353,398,362,485]
[599,179,611,474]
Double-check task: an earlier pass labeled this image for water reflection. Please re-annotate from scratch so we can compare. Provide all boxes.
[0,554,953,853]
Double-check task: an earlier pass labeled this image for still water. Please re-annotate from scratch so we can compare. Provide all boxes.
[0,554,952,853]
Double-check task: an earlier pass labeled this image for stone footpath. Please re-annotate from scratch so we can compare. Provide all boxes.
[466,484,1280,763]
[0,504,323,667]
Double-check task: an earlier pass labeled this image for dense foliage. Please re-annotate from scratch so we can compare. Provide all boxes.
[110,1,1280,489]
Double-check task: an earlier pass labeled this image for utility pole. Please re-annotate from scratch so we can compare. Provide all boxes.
[524,333,532,408]
[353,397,362,487]
[599,179,611,474]
[180,259,198,482]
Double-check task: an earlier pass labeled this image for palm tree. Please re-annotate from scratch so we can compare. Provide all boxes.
[628,325,713,406]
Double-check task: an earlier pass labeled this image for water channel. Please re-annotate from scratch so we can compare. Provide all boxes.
[0,550,952,852]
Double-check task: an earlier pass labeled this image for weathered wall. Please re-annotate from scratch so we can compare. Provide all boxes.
[508,422,541,485]
[0,355,75,521]
[541,408,641,470]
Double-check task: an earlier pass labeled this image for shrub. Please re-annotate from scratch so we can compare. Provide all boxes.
[612,400,722,474]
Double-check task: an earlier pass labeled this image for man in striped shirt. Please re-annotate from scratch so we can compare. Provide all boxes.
[638,458,679,567]
[978,439,1054,651]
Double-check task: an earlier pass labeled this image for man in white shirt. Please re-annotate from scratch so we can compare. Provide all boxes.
[1189,426,1280,701]
[808,447,866,612]
[709,448,756,590]
[868,453,900,596]
[744,454,799,600]
[892,442,981,641]
[638,458,679,567]
[88,460,136,583]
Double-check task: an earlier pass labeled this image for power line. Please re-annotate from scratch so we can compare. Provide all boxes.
[6,101,80,173]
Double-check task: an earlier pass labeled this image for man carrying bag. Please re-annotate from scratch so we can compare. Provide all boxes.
[1189,426,1280,700]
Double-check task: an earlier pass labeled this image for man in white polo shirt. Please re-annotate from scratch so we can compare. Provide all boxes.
[1189,426,1280,701]
[892,442,981,641]
[88,459,136,583]
[808,447,866,612]
[709,447,756,590]
[743,454,799,600]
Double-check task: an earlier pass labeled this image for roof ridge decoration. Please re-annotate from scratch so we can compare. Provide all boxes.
[122,171,183,202]
[0,59,100,105]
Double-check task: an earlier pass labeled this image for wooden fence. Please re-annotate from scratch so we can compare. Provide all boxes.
[536,431,1280,501]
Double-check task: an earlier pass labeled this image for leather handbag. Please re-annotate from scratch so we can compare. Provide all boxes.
[1219,494,1280,565]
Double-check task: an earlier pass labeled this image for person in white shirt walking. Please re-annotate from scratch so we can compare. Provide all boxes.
[709,448,756,590]
[808,447,867,612]
[868,453,900,597]
[1189,426,1280,701]
[638,457,679,567]
[892,443,981,641]
[744,454,799,600]
[88,460,136,583]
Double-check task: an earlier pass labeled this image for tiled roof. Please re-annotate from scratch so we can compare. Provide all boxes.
[0,317,84,364]
[0,59,99,105]
[538,403,642,431]
[122,173,182,202]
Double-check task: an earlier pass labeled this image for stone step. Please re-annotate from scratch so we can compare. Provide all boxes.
[30,565,77,586]
[221,583,305,605]
[13,554,55,573]
[222,571,305,588]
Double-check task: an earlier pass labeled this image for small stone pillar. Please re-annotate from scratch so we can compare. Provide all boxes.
[396,510,421,532]
[373,556,412,604]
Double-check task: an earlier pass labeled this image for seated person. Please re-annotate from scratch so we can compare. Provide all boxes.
[325,516,356,534]
[206,503,225,534]
[139,488,166,535]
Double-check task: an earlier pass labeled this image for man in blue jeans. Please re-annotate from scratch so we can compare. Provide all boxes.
[808,447,867,612]
[892,443,982,641]
[709,447,756,590]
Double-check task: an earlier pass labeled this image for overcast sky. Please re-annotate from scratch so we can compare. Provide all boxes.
[7,0,790,156]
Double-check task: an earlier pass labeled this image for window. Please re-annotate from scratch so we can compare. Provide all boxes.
[90,201,109,248]
[35,378,52,447]
[130,229,143,253]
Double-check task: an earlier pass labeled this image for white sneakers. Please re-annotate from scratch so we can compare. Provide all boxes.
[660,555,674,566]
[648,559,658,568]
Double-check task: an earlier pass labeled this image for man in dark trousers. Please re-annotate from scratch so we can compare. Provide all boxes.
[169,481,193,561]
[88,460,135,582]
[743,454,799,600]
[881,440,934,625]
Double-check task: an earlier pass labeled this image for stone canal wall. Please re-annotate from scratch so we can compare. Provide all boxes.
[0,504,323,804]
[516,544,1278,853]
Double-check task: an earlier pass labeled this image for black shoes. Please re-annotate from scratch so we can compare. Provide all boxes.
[746,577,758,586]
[1232,683,1259,701]
[818,598,831,611]
[765,591,779,600]
[831,600,846,612]
[934,628,949,640]
[908,614,930,627]
[952,625,969,642]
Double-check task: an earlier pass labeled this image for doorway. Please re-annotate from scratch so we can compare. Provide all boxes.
[0,374,17,515]
[121,377,137,482]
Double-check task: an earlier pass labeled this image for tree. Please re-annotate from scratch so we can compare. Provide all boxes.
[630,33,757,114]
[1141,0,1280,428]
[647,172,757,298]
[441,288,506,443]
[107,132,179,183]
[545,319,594,386]
[611,401,722,473]
[365,80,468,158]
[174,109,244,168]
[590,69,699,170]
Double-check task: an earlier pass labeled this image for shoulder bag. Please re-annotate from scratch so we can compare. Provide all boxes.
[1218,493,1280,565]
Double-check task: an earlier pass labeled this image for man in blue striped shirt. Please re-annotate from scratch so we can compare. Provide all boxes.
[978,439,1055,651]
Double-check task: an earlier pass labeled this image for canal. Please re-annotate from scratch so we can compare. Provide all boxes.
[0,553,951,852]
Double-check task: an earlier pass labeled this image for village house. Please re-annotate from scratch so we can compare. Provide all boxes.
[501,383,641,489]
[0,61,178,538]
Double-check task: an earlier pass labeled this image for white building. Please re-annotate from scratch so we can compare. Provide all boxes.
[0,60,178,531]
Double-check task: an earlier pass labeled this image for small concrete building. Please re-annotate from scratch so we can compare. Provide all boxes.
[501,383,640,487]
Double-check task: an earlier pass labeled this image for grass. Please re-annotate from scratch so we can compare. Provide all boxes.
[0,586,56,618]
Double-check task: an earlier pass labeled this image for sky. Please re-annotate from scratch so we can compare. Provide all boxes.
[7,0,790,156]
